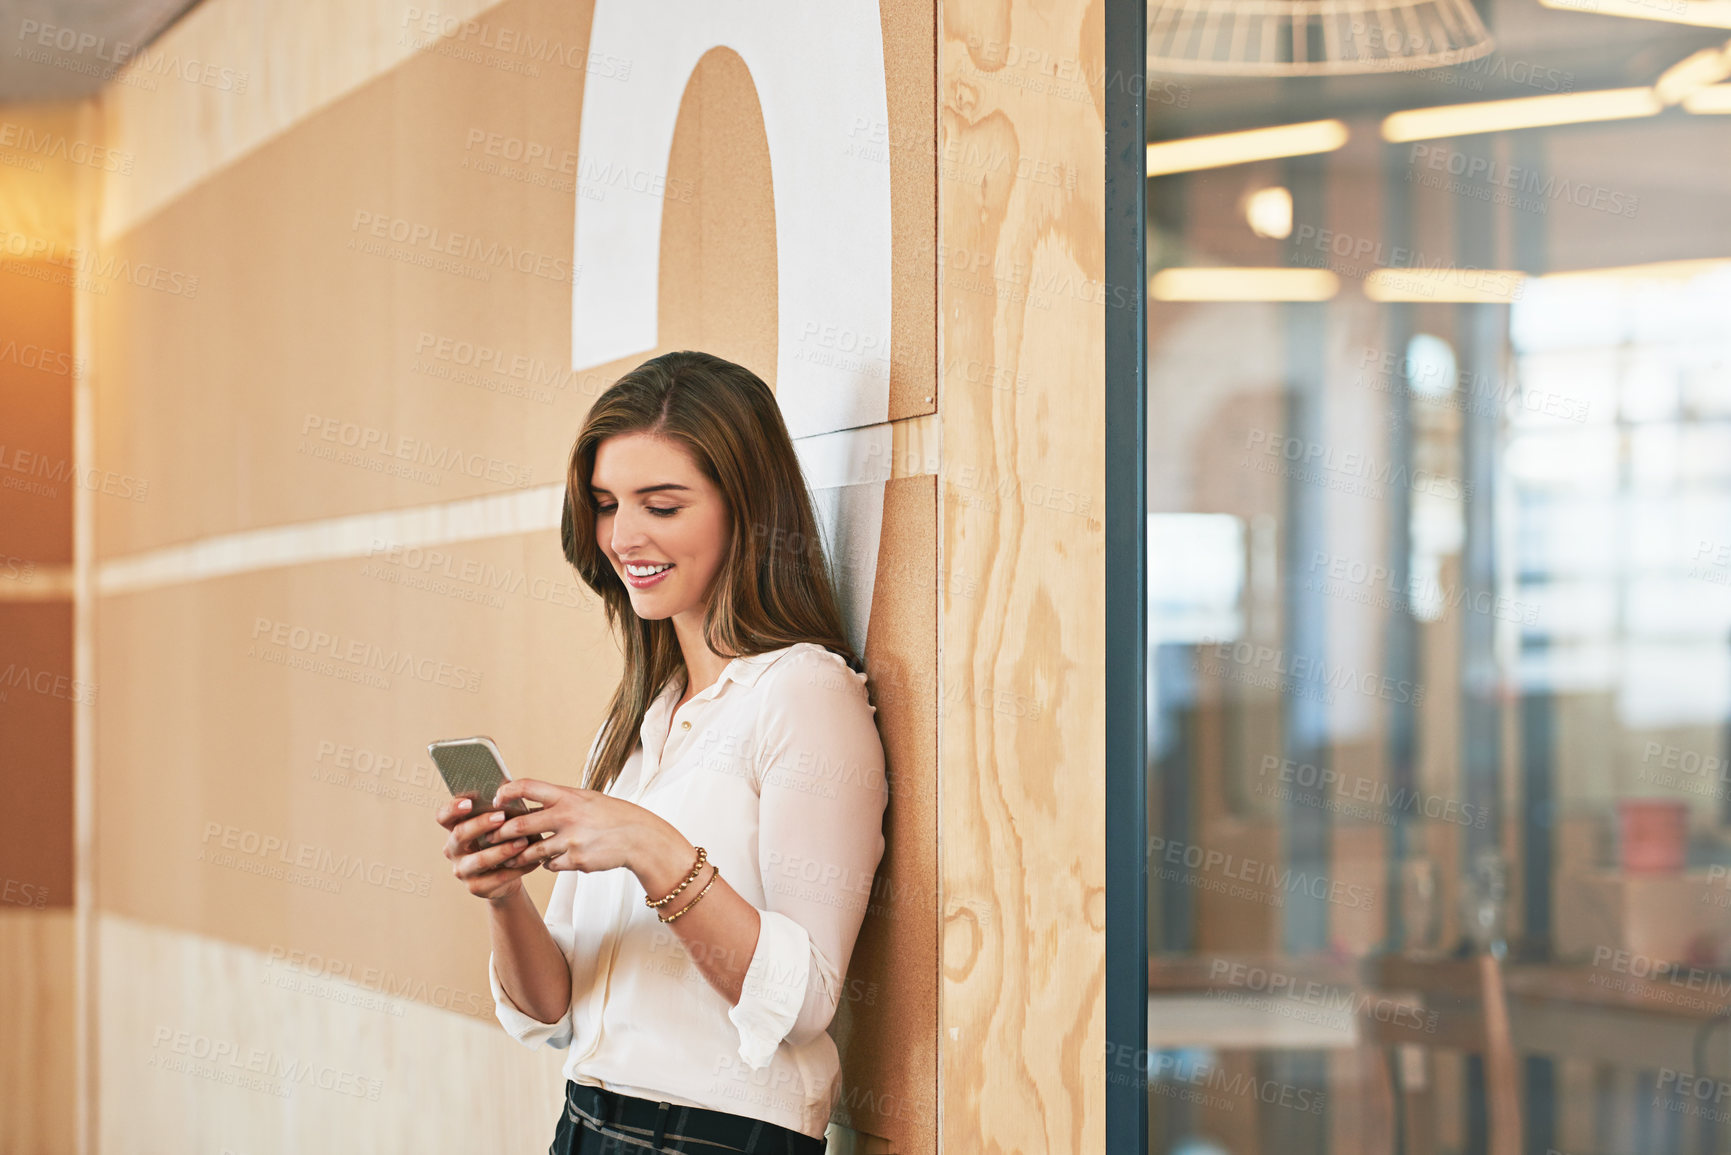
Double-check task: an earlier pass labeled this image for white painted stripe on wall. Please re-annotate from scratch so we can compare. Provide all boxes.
[0,565,75,600]
[38,423,915,600]
[96,483,566,598]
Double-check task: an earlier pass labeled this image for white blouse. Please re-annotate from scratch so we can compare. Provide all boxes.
[488,641,889,1140]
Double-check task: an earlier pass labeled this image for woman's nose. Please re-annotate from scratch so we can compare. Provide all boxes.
[610,506,649,555]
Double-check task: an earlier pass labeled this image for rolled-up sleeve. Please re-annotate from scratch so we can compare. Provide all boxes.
[489,854,581,1049]
[727,646,888,1068]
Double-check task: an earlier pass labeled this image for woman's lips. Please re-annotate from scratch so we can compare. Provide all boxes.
[623,563,674,589]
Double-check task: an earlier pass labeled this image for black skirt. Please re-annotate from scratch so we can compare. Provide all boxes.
[550,1080,828,1155]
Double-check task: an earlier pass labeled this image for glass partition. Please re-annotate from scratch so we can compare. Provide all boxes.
[1143,8,1731,1153]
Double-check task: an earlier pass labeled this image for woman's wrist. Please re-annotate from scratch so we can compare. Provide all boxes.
[631,821,700,903]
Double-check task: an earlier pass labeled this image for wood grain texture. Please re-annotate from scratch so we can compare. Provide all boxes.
[936,1,1106,1152]
[0,908,76,1155]
[85,0,944,1149]
[95,912,566,1155]
[97,0,502,242]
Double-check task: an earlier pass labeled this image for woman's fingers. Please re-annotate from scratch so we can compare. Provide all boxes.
[452,808,513,848]
[502,834,570,872]
[453,836,530,880]
[492,807,566,845]
[434,795,480,830]
[491,778,570,810]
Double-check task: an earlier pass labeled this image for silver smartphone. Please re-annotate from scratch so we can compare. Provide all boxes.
[427,735,531,823]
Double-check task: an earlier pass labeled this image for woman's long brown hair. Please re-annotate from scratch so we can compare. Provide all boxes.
[560,350,861,795]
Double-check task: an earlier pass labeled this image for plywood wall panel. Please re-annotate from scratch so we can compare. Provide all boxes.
[0,600,75,906]
[97,912,566,1155]
[0,259,76,564]
[0,908,76,1155]
[936,1,1106,1152]
[86,0,948,1149]
[93,533,612,1014]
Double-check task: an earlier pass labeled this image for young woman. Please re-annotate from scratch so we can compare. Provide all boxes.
[435,350,888,1155]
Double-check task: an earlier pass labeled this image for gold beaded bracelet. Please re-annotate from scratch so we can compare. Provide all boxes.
[645,845,707,909]
[658,864,720,924]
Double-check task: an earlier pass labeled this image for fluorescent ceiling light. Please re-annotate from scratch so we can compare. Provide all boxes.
[1381,88,1663,141]
[1364,268,1528,302]
[1655,42,1731,104]
[1538,0,1731,30]
[1150,268,1340,301]
[1684,82,1731,111]
[1147,120,1349,177]
[1541,258,1731,282]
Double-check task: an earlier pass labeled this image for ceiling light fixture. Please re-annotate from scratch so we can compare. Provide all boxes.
[1147,119,1349,176]
[1364,268,1528,302]
[1244,186,1295,238]
[1381,87,1664,141]
[1537,0,1731,30]
[1684,82,1731,111]
[1148,0,1494,75]
[1653,38,1731,104]
[1151,267,1341,301]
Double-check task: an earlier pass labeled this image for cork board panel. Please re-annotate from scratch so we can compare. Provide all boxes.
[93,0,936,560]
[0,263,74,565]
[883,1,938,420]
[0,600,75,910]
[833,472,938,1155]
[936,0,1107,1152]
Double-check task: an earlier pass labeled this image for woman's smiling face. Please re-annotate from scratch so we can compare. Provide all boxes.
[591,431,731,622]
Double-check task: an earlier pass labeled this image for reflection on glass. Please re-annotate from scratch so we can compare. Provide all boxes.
[1144,11,1731,1155]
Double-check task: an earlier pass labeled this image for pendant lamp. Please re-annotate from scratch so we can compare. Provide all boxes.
[1149,0,1494,75]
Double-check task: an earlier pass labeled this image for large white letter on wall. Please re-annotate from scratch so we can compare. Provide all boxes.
[573,2,893,440]
[575,2,894,657]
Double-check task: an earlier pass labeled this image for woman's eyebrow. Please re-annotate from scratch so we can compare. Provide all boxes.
[589,483,693,496]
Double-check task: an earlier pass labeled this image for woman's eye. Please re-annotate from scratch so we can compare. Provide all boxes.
[594,503,616,514]
[649,507,681,518]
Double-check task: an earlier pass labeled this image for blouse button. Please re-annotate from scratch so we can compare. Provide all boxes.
[680,720,691,730]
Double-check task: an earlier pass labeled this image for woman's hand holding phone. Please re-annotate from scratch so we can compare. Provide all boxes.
[436,795,543,902]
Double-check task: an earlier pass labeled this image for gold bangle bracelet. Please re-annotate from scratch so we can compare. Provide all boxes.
[646,845,707,908]
[658,864,720,924]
